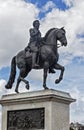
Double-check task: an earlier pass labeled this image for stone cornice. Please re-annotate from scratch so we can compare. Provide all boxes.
[0,89,76,105]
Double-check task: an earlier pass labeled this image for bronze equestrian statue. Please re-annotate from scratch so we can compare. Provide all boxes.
[5,20,67,93]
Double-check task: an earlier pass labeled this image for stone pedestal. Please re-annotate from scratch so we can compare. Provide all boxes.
[0,89,75,130]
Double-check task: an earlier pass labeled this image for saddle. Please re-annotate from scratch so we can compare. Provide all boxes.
[25,40,45,59]
[25,46,40,62]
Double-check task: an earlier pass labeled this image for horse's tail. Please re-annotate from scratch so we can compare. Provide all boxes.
[5,56,16,89]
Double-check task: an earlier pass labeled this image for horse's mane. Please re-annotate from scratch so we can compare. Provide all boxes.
[44,28,55,41]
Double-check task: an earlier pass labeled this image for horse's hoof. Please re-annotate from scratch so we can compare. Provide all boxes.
[15,89,19,93]
[45,87,49,90]
[55,79,60,84]
[43,85,49,90]
[15,90,19,93]
[5,84,11,89]
[26,84,29,90]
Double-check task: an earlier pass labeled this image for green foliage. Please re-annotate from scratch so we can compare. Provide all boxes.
[70,127,74,130]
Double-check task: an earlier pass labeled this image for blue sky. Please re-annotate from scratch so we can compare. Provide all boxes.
[0,0,84,128]
[25,0,69,18]
[25,0,68,9]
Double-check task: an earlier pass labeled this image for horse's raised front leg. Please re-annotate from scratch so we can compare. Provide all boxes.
[43,62,49,89]
[54,63,65,84]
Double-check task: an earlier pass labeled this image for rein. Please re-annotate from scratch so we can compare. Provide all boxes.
[40,42,62,49]
[43,43,57,47]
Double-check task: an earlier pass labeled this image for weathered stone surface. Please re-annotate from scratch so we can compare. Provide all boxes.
[0,89,75,130]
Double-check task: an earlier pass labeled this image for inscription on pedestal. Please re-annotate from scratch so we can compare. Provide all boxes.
[7,108,45,130]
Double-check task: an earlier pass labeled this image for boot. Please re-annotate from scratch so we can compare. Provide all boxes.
[32,52,39,68]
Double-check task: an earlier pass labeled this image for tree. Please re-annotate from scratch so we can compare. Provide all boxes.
[70,127,74,130]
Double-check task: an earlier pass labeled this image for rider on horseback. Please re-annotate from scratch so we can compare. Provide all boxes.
[25,20,55,73]
[25,20,42,68]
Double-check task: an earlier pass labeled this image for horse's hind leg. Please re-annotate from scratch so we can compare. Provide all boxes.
[20,77,29,90]
[54,63,65,84]
[15,68,31,93]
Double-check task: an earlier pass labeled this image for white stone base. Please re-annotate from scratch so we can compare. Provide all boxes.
[0,89,75,130]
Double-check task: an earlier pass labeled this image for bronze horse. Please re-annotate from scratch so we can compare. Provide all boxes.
[5,28,67,93]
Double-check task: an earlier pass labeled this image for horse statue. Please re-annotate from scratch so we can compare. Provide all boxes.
[5,27,67,93]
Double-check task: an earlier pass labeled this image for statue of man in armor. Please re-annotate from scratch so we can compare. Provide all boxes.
[25,20,55,73]
[26,20,41,68]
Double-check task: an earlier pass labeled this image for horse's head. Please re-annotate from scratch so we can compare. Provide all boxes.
[56,27,67,47]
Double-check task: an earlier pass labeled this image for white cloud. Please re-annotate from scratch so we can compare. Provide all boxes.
[63,0,84,8]
[62,0,74,6]
[0,0,84,69]
[41,1,56,12]
[70,86,80,102]
[0,0,84,126]
[40,0,84,65]
[0,79,6,92]
[0,0,39,68]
